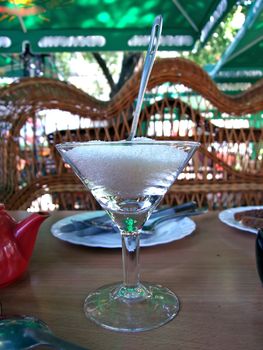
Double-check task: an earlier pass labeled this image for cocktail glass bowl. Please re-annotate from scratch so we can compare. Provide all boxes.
[56,140,199,332]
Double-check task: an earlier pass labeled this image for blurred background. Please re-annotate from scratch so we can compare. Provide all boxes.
[0,0,262,211]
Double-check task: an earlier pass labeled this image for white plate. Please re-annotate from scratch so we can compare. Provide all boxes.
[218,206,263,234]
[51,211,196,248]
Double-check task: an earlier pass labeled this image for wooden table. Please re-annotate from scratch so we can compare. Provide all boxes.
[1,211,262,350]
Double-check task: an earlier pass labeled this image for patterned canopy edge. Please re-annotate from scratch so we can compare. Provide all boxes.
[0,0,237,52]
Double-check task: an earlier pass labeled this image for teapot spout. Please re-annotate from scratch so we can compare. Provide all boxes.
[15,212,49,260]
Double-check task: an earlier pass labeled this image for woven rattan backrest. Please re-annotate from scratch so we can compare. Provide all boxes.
[1,58,262,210]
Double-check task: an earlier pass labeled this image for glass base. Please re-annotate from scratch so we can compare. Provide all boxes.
[84,282,180,332]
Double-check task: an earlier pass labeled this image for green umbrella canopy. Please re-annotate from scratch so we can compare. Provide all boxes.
[0,0,237,53]
[211,0,263,83]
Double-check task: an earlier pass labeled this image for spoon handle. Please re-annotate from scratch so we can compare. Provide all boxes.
[127,15,163,141]
[141,209,206,234]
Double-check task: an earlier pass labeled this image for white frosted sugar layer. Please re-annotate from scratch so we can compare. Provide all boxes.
[66,142,188,196]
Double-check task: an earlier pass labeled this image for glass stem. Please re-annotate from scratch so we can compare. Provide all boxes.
[121,233,140,287]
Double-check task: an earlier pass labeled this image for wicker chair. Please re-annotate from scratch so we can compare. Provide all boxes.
[1,58,262,210]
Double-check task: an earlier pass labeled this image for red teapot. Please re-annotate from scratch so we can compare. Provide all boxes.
[0,204,49,287]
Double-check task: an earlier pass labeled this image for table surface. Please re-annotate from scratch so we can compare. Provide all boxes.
[1,210,262,350]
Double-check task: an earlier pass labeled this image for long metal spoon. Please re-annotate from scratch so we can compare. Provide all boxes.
[127,15,163,141]
[0,315,88,350]
[140,209,207,237]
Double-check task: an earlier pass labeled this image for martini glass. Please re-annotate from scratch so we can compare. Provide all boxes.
[56,139,199,332]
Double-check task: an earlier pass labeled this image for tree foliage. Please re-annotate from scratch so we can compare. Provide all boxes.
[92,52,142,98]
[185,5,247,65]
